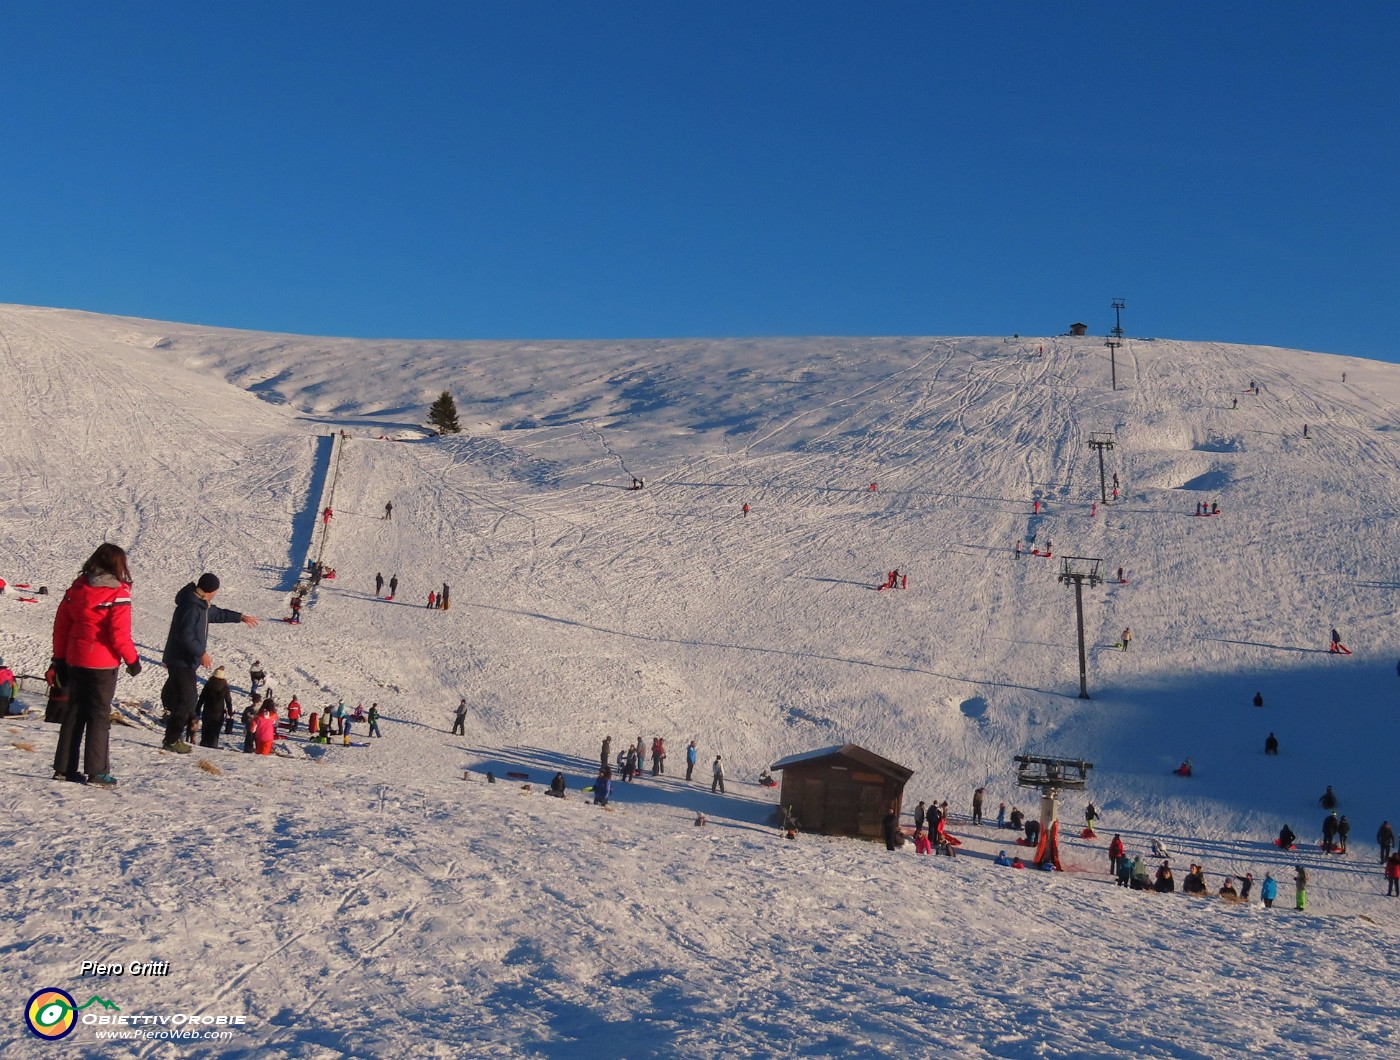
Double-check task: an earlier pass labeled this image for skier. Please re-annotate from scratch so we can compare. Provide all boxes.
[1084,802,1098,834]
[1329,628,1344,654]
[1278,823,1296,849]
[593,767,613,806]
[322,506,333,526]
[1261,873,1278,908]
[1264,732,1278,755]
[368,703,382,738]
[1253,691,1264,707]
[452,698,468,736]
[882,804,901,851]
[375,573,384,597]
[427,592,437,609]
[1014,540,1022,559]
[1338,815,1351,853]
[1303,424,1309,439]
[624,745,639,782]
[196,667,233,749]
[1319,785,1338,809]
[49,544,142,787]
[384,501,393,520]
[1295,865,1308,910]
[685,739,698,781]
[711,755,726,793]
[253,703,278,755]
[388,574,398,599]
[1387,853,1400,897]
[1174,758,1193,777]
[1322,812,1339,852]
[742,503,749,517]
[1231,397,1238,409]
[160,573,258,754]
[287,695,302,734]
[1108,833,1126,876]
[1379,821,1395,862]
[1117,566,1124,583]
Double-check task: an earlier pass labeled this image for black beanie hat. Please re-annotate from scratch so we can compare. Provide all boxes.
[197,573,220,593]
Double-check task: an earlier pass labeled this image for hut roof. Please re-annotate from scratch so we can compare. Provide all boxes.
[770,743,914,781]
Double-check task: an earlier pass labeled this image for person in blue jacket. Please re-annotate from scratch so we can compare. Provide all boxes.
[994,851,1012,866]
[593,766,613,806]
[1261,873,1279,908]
[160,574,258,753]
[685,739,698,781]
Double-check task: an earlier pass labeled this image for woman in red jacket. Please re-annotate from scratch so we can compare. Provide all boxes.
[50,544,141,786]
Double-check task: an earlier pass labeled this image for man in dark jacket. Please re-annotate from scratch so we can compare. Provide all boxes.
[160,574,258,753]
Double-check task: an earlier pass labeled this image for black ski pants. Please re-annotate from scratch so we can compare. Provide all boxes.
[161,665,199,746]
[54,666,118,777]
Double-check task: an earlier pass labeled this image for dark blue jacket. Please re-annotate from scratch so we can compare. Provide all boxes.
[161,583,244,667]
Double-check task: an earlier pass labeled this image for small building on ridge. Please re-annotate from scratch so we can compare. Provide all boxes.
[770,744,915,842]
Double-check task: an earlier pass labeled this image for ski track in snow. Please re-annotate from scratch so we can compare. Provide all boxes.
[2,305,1400,1057]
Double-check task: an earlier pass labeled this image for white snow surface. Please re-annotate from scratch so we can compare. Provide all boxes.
[2,304,1399,1057]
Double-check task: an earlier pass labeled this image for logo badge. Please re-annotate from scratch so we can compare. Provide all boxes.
[25,988,77,1040]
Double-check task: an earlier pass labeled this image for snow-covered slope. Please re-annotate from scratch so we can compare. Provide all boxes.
[2,304,1398,1057]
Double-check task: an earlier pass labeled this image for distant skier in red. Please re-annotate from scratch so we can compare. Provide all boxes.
[742,503,749,517]
[322,506,333,526]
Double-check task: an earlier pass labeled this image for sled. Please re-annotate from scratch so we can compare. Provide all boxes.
[506,771,530,780]
[1329,645,1352,655]
[19,597,39,604]
[383,596,394,602]
[1080,828,1097,839]
[1273,839,1297,849]
[1030,550,1053,559]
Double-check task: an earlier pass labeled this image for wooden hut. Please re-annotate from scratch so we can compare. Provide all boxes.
[770,744,915,841]
[1068,322,1089,336]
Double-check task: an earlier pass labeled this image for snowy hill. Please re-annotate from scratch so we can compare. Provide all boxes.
[2,303,1399,1057]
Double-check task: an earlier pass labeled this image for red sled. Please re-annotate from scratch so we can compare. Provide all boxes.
[1081,828,1097,839]
[383,595,394,602]
[323,571,336,579]
[1329,645,1352,655]
[1030,550,1053,558]
[1273,839,1297,849]
[19,597,38,603]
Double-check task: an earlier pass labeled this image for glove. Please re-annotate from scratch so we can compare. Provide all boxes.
[126,659,143,677]
[46,658,67,690]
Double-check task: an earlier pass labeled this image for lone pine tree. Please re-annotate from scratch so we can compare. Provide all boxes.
[427,390,461,435]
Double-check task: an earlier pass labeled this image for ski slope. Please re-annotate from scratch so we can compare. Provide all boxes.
[2,304,1399,1057]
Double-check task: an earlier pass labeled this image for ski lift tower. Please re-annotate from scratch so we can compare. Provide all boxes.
[1088,432,1116,504]
[1014,754,1094,866]
[1058,556,1103,699]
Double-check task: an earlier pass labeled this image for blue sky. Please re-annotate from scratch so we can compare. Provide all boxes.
[3,2,1396,360]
